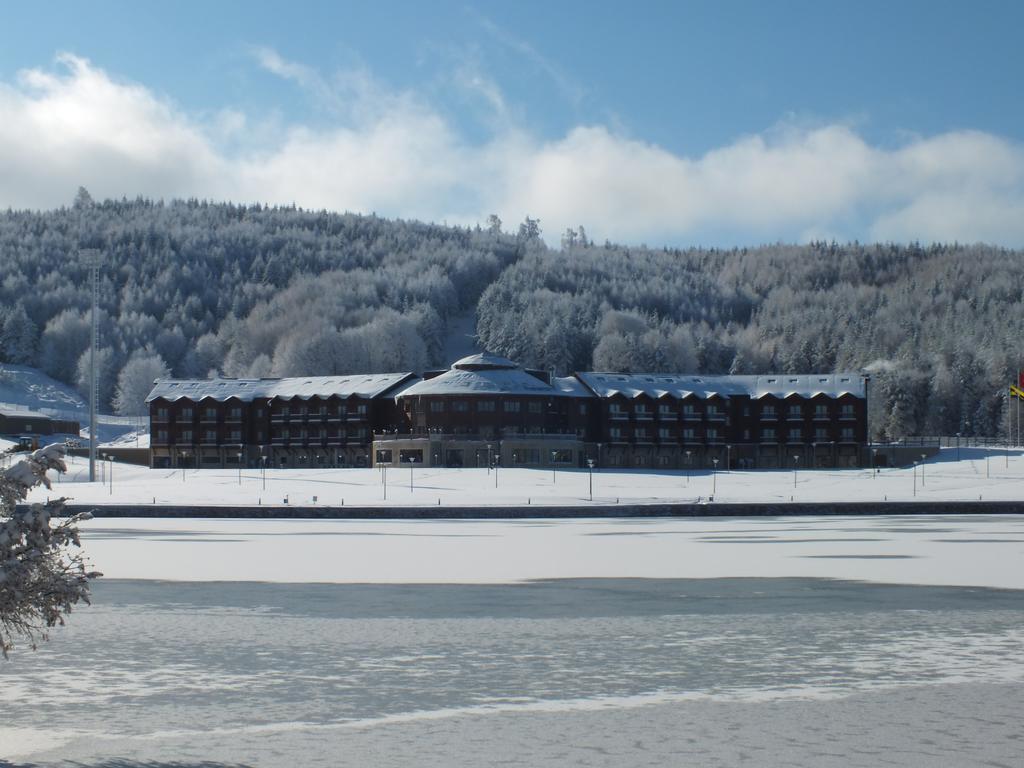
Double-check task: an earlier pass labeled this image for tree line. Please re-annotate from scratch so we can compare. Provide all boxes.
[0,193,1019,439]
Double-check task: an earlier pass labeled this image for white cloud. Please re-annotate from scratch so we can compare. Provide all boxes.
[1,52,1023,247]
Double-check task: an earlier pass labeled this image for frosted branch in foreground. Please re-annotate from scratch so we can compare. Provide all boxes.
[0,443,101,657]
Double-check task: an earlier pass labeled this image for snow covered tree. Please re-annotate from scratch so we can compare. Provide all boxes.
[0,444,100,657]
[113,350,170,416]
[1,303,38,365]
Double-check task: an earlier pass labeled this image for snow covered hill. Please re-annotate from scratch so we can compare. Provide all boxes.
[0,363,145,445]
[0,364,86,415]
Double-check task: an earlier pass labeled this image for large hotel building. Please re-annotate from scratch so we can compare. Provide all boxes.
[147,353,869,470]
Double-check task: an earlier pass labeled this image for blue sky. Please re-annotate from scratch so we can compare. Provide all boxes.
[1,0,1022,246]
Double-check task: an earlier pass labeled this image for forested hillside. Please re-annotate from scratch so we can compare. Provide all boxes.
[0,195,1019,439]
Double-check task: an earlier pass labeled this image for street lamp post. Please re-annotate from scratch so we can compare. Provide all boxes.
[793,454,799,488]
[551,450,557,483]
[685,450,692,486]
[587,458,594,501]
[486,444,492,474]
[956,432,961,462]
[108,455,113,495]
[383,464,388,500]
[920,453,927,486]
[986,450,991,479]
[726,444,731,472]
[237,452,243,485]
[872,448,879,478]
[261,455,267,490]
[409,456,416,492]
[913,460,918,497]
[181,451,188,482]
[711,457,719,497]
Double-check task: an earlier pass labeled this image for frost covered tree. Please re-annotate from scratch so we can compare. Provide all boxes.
[1,303,38,365]
[0,444,100,657]
[113,351,170,416]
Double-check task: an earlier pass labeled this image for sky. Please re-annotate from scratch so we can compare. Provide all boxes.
[1,0,1022,247]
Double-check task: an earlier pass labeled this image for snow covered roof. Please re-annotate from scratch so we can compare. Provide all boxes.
[553,376,593,398]
[452,352,519,370]
[146,373,415,403]
[576,372,867,400]
[399,366,574,398]
[0,406,49,419]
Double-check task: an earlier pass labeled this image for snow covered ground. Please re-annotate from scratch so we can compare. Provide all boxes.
[30,446,1024,508]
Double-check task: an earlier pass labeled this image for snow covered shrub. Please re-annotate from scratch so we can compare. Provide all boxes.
[0,444,100,657]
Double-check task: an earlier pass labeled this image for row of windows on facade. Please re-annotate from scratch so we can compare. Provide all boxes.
[153,403,369,420]
[424,400,556,414]
[607,426,858,441]
[607,403,856,418]
[156,427,369,443]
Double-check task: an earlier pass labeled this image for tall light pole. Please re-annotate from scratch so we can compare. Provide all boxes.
[920,453,926,486]
[237,452,243,485]
[913,460,918,497]
[587,458,594,501]
[711,457,718,496]
[685,450,692,486]
[82,248,100,483]
[726,444,732,472]
[793,454,799,488]
[409,456,416,492]
[551,450,557,483]
[872,448,878,478]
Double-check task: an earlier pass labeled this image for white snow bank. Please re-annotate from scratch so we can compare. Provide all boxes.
[29,447,1024,508]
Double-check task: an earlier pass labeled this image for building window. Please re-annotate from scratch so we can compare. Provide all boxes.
[478,400,495,412]
[504,401,520,413]
[762,428,776,441]
[707,405,721,418]
[204,429,216,442]
[452,401,469,412]
[610,403,627,418]
[635,427,648,439]
[761,405,776,418]
[840,404,855,418]
[815,404,828,418]
[707,428,719,440]
[658,404,673,417]
[815,428,828,441]
[528,401,542,414]
[683,428,695,439]
[319,428,326,439]
[355,403,368,415]
[281,406,290,417]
[579,403,588,415]
[430,401,445,412]
[635,404,651,418]
[256,408,265,418]
[181,407,193,419]
[788,428,802,441]
[181,429,193,442]
[203,407,217,420]
[230,430,241,443]
[634,455,647,466]
[513,448,540,465]
[788,405,802,419]
[156,407,168,419]
[682,403,698,417]
[610,426,623,439]
[157,429,168,443]
[658,427,671,439]
[841,427,855,441]
[256,430,264,442]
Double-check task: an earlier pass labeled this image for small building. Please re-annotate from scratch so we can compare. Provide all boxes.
[0,407,80,448]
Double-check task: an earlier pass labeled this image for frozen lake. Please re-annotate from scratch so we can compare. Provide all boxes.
[3,516,1024,766]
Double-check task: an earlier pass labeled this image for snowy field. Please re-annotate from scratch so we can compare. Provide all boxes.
[7,458,1024,766]
[26,446,1024,508]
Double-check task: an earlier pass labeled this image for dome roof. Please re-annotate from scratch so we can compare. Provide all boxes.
[451,352,519,371]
